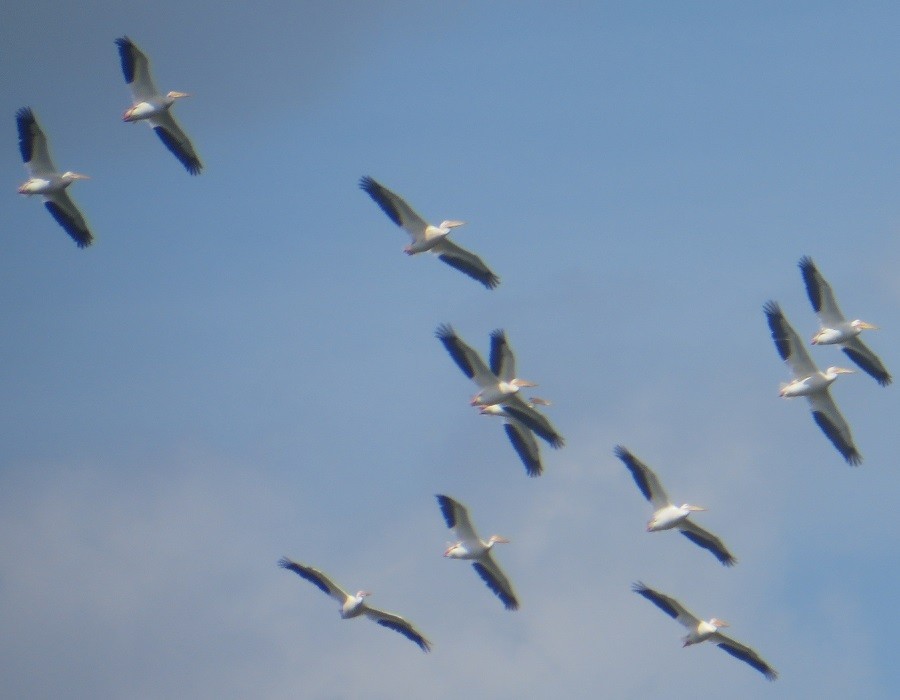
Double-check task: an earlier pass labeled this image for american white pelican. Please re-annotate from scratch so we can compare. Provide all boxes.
[435,324,563,447]
[16,107,92,247]
[633,582,777,681]
[615,446,736,566]
[115,36,202,175]
[277,557,431,652]
[359,176,499,289]
[436,495,519,610]
[799,256,891,386]
[764,301,861,465]
[479,397,551,477]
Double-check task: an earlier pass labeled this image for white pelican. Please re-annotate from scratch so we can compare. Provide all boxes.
[615,446,736,566]
[436,495,519,610]
[799,256,891,386]
[277,557,431,652]
[764,301,861,465]
[632,582,777,681]
[359,176,499,289]
[435,324,563,447]
[16,107,92,247]
[115,36,202,175]
[479,397,551,477]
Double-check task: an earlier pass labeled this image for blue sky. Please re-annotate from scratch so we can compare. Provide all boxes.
[2,2,899,698]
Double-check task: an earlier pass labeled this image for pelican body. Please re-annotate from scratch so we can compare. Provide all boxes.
[436,495,519,610]
[277,557,431,652]
[15,107,93,247]
[799,256,890,385]
[765,301,862,465]
[633,582,777,681]
[116,36,202,175]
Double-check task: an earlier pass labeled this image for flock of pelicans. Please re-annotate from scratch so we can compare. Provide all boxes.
[16,37,892,687]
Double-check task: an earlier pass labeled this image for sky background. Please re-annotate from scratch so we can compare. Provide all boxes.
[2,2,899,698]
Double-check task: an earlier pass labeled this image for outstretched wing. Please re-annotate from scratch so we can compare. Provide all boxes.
[764,301,818,380]
[16,107,57,177]
[363,607,431,652]
[433,238,500,289]
[841,336,891,386]
[503,421,542,477]
[798,256,845,327]
[115,36,159,102]
[632,581,701,630]
[715,632,778,681]
[277,557,351,604]
[359,176,428,241]
[807,391,862,465]
[150,110,202,175]
[614,446,670,510]
[678,519,737,567]
[44,190,93,248]
[472,553,519,610]
[435,324,496,387]
[502,394,564,448]
[435,494,480,546]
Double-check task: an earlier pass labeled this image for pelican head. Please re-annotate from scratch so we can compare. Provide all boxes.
[710,618,729,629]
[852,320,878,331]
[61,171,90,183]
[355,590,371,599]
[684,504,706,512]
[438,220,466,231]
[166,91,191,99]
[487,535,510,546]
[826,366,856,378]
[511,378,538,388]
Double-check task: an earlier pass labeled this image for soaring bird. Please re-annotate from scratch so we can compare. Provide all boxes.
[436,495,519,610]
[633,582,777,681]
[615,446,736,566]
[479,397,552,477]
[115,36,202,175]
[359,176,499,289]
[798,256,890,385]
[277,557,431,652]
[764,301,861,465]
[15,107,92,247]
[436,324,563,448]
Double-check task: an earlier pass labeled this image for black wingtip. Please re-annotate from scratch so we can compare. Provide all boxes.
[797,255,822,312]
[16,106,36,163]
[153,126,202,175]
[435,494,456,528]
[115,36,137,83]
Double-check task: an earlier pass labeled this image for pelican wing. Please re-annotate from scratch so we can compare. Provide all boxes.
[277,557,351,604]
[677,519,737,567]
[841,336,891,386]
[435,324,496,387]
[614,446,670,510]
[503,421,542,477]
[764,301,817,380]
[359,176,428,241]
[798,256,846,327]
[16,107,56,177]
[472,554,519,610]
[150,110,202,175]
[44,190,93,248]
[632,582,700,630]
[115,36,158,102]
[714,632,778,681]
[435,494,480,545]
[807,391,862,465]
[432,238,500,290]
[502,394,564,448]
[489,329,516,380]
[362,607,431,652]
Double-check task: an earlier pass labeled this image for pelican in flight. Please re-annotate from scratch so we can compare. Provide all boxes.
[764,301,861,465]
[359,176,499,289]
[615,446,735,566]
[436,495,518,610]
[277,557,431,652]
[633,582,777,680]
[436,324,563,448]
[115,36,202,175]
[16,107,92,247]
[799,256,890,386]
[479,397,552,477]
